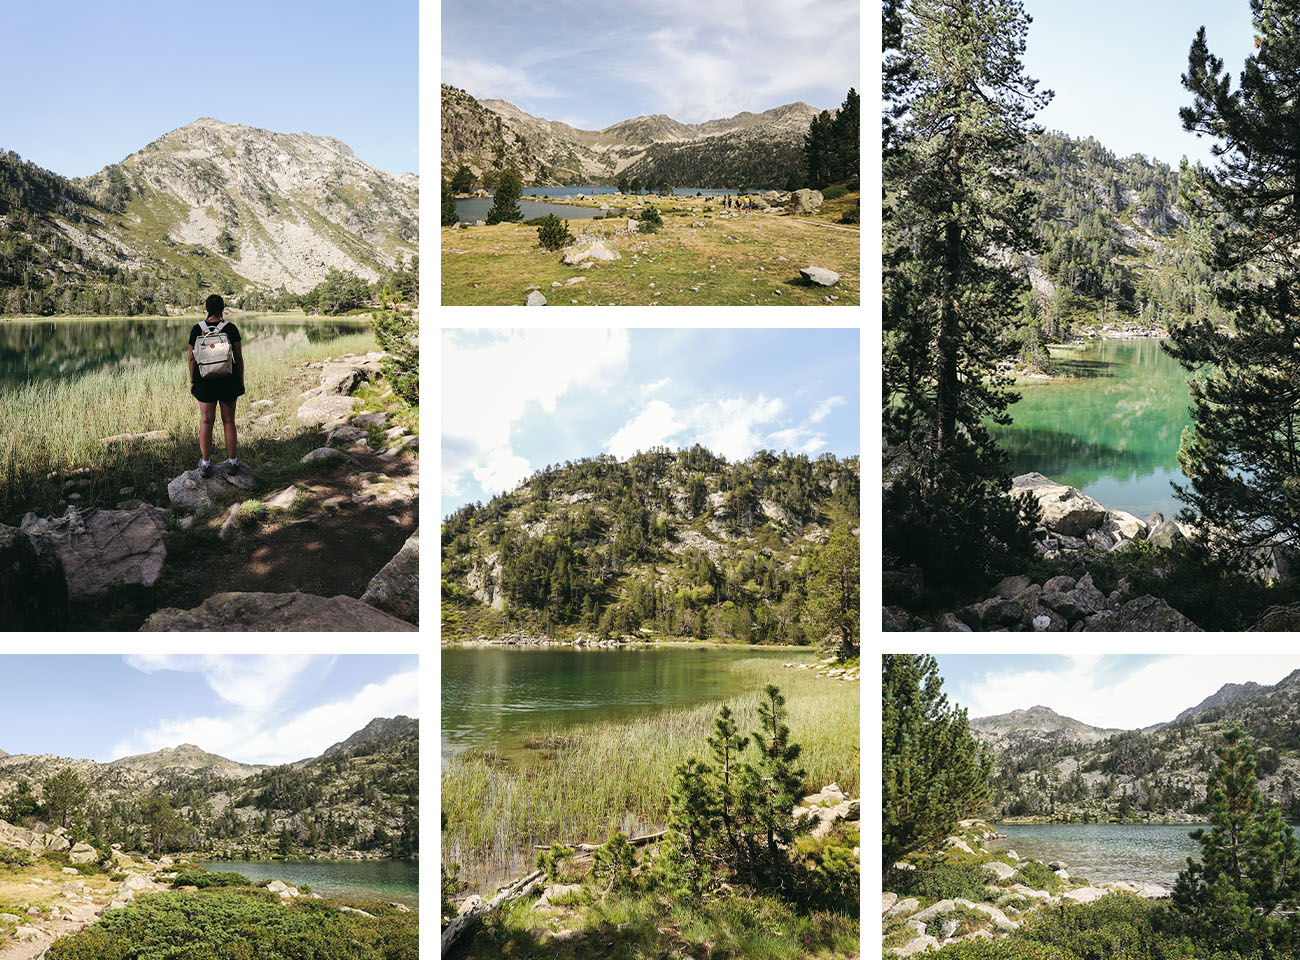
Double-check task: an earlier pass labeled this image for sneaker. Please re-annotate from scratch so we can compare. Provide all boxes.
[199,460,212,478]
[227,459,241,475]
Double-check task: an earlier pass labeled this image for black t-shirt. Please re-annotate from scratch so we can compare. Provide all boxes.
[189,319,242,347]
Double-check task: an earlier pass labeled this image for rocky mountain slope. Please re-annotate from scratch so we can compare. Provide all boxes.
[0,118,418,313]
[442,446,860,644]
[970,705,1122,748]
[0,716,418,859]
[974,670,1300,821]
[441,84,825,189]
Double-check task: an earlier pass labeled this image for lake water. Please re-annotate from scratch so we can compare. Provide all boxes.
[991,338,1194,518]
[989,823,1216,887]
[521,186,741,197]
[195,859,417,906]
[454,185,740,223]
[0,314,368,389]
[441,646,801,760]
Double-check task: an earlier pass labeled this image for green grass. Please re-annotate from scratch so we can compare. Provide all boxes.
[0,329,377,523]
[441,660,858,888]
[441,203,859,306]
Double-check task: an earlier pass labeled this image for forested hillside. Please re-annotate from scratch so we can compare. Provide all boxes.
[975,673,1300,821]
[0,716,417,860]
[441,446,860,645]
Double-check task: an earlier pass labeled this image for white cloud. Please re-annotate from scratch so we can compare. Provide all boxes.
[112,661,419,766]
[123,655,320,712]
[693,395,785,460]
[442,329,630,498]
[956,656,1300,731]
[607,399,685,459]
[642,378,672,395]
[809,396,846,423]
[799,434,827,454]
[442,56,557,101]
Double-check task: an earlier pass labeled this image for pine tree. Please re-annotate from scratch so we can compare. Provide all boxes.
[1164,4,1300,566]
[1172,726,1300,954]
[41,769,88,828]
[590,831,637,894]
[450,164,474,194]
[882,0,1048,592]
[803,110,835,188]
[736,684,809,893]
[441,178,459,227]
[882,655,992,871]
[805,526,859,660]
[485,169,523,224]
[829,87,860,183]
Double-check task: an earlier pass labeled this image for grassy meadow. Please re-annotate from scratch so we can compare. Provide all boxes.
[441,192,860,306]
[0,323,378,522]
[441,657,860,891]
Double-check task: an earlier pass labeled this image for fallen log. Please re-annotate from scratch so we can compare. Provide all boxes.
[442,868,545,956]
[531,830,668,852]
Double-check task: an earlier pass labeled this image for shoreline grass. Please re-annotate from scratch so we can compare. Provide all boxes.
[441,658,859,892]
[0,329,377,523]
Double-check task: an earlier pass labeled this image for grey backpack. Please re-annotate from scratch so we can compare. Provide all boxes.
[195,320,234,378]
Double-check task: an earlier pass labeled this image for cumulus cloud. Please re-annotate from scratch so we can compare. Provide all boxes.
[608,399,685,459]
[954,656,1300,731]
[606,394,784,461]
[442,56,557,101]
[809,396,846,423]
[443,329,630,497]
[112,657,418,765]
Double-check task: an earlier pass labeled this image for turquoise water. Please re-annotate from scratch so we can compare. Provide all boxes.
[0,314,367,388]
[990,823,1210,887]
[195,859,417,905]
[991,339,1195,517]
[453,197,606,222]
[441,646,800,760]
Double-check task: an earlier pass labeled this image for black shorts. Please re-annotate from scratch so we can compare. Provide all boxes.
[191,374,246,404]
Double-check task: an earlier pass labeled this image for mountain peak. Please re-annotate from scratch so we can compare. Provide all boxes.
[323,715,418,758]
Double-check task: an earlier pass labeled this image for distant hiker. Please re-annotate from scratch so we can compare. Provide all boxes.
[188,293,245,478]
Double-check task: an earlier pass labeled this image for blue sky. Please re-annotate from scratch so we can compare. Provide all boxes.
[0,656,418,765]
[442,328,860,517]
[933,655,1300,731]
[1021,1,1255,167]
[442,0,859,128]
[1,0,417,178]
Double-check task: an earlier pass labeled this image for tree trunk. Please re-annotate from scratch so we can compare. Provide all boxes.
[441,869,545,956]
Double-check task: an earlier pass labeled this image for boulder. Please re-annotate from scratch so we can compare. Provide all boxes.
[562,240,621,265]
[1062,887,1110,904]
[992,575,1033,599]
[1251,604,1300,631]
[262,486,299,510]
[297,394,361,428]
[361,529,418,624]
[301,447,354,464]
[20,505,166,601]
[1109,595,1201,631]
[537,883,581,906]
[959,596,1024,630]
[352,412,388,429]
[167,462,257,511]
[326,424,368,446]
[982,861,1016,881]
[139,591,419,631]
[892,935,940,955]
[883,605,913,631]
[119,874,152,894]
[1102,510,1148,541]
[800,266,840,286]
[1011,473,1107,535]
[68,842,96,864]
[883,892,899,914]
[886,897,921,918]
[319,363,367,396]
[525,291,547,306]
[0,521,68,629]
[939,612,972,632]
[790,188,824,213]
[1147,521,1184,550]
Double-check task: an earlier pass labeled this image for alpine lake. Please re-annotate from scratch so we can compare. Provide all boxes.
[990,338,1195,519]
[453,185,744,224]
[0,312,370,389]
[194,858,418,906]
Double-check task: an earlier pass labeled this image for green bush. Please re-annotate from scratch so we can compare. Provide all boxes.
[638,206,663,233]
[1014,860,1064,894]
[840,204,859,224]
[536,214,575,252]
[0,847,33,867]
[822,184,848,200]
[172,870,252,888]
[370,309,418,407]
[46,889,418,960]
[892,862,990,902]
[932,939,1080,960]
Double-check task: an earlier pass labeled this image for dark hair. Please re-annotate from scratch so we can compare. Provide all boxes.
[205,294,225,318]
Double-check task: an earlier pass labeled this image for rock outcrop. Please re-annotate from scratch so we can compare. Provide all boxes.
[0,521,69,628]
[139,591,417,631]
[19,504,166,600]
[790,188,824,213]
[800,266,840,286]
[361,529,418,624]
[167,462,257,511]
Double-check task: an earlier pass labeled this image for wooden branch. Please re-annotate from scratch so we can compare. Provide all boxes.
[531,830,668,852]
[441,869,544,957]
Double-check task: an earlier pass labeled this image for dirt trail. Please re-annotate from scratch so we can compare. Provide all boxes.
[789,217,860,232]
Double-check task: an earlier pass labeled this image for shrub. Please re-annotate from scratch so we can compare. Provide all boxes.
[535,842,576,882]
[1014,860,1064,894]
[822,184,849,200]
[485,170,524,224]
[840,204,859,224]
[536,214,575,251]
[171,870,252,888]
[590,832,637,894]
[370,308,418,406]
[892,862,990,902]
[638,206,663,233]
[0,847,33,867]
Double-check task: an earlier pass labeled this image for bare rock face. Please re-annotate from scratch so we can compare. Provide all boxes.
[1010,473,1107,536]
[361,529,418,624]
[297,394,361,428]
[20,504,166,601]
[139,591,417,632]
[790,188,824,213]
[168,463,257,511]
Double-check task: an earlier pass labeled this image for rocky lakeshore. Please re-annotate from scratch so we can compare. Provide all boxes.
[883,820,1170,956]
[885,471,1300,631]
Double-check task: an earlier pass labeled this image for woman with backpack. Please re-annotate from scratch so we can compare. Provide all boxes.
[188,294,245,477]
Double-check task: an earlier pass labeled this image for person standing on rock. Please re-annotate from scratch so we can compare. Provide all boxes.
[188,294,245,478]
